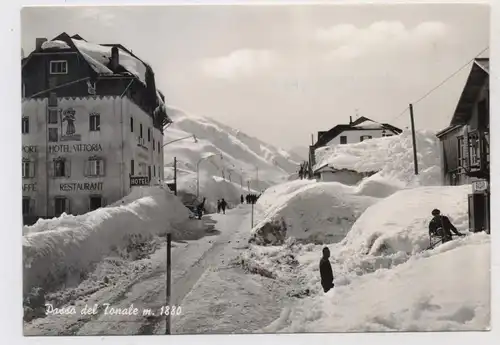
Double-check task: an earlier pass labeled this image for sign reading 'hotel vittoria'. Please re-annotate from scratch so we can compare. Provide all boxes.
[60,182,104,192]
[49,144,103,153]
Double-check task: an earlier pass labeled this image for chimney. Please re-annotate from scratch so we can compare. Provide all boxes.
[35,38,47,51]
[349,116,353,125]
[110,46,119,71]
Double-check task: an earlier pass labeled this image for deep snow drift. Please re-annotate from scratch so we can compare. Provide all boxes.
[23,187,189,295]
[314,130,442,189]
[250,185,489,332]
[273,233,490,332]
[250,180,378,245]
[162,106,300,206]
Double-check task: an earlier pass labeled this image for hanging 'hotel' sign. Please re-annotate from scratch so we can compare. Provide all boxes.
[130,176,150,187]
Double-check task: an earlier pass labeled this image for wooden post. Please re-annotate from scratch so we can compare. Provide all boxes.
[409,104,419,175]
[173,157,177,196]
[165,233,172,335]
[251,202,254,229]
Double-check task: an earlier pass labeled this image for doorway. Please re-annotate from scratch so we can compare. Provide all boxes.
[90,195,102,211]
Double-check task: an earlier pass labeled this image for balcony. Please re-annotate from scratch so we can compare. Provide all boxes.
[461,129,489,179]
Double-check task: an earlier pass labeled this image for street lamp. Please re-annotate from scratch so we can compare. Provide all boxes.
[196,152,219,198]
[163,134,197,148]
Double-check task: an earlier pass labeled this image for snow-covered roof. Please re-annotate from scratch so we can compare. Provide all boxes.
[41,40,71,50]
[71,38,147,84]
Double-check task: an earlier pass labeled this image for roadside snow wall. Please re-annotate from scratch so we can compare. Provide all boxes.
[23,187,189,294]
[250,180,378,245]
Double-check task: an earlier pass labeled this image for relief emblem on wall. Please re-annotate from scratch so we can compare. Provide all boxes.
[60,108,81,142]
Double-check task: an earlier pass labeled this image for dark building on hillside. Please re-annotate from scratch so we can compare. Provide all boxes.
[436,58,489,233]
[22,33,172,224]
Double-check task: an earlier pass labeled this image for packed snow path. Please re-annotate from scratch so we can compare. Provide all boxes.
[24,204,285,335]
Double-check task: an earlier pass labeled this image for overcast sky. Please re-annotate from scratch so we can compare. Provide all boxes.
[21,3,489,149]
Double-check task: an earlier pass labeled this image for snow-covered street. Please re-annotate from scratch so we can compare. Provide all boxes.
[24,204,285,335]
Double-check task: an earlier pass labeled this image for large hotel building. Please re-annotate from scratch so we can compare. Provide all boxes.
[21,33,171,224]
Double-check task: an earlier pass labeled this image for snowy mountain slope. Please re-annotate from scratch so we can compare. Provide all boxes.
[163,106,300,205]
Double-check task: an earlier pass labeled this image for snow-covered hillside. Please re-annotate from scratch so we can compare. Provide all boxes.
[163,106,300,207]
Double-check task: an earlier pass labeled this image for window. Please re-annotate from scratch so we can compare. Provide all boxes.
[22,160,35,178]
[140,124,143,138]
[22,117,29,134]
[148,128,151,142]
[54,197,69,216]
[85,157,105,177]
[158,141,160,153]
[89,113,100,131]
[457,136,467,169]
[22,198,34,216]
[340,136,347,144]
[139,163,147,176]
[131,159,135,175]
[49,92,58,107]
[50,60,68,74]
[153,165,156,177]
[89,196,102,211]
[360,135,372,142]
[130,117,134,133]
[153,139,155,150]
[53,158,70,177]
[22,83,25,98]
[48,128,58,142]
[48,108,59,124]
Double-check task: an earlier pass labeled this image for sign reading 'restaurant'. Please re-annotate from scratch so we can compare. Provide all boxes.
[60,182,103,192]
[130,176,150,187]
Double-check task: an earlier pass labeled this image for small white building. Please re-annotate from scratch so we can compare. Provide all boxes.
[22,33,171,223]
[309,116,401,181]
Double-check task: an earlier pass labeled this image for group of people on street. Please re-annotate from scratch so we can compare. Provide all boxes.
[243,193,260,204]
[217,198,228,214]
[298,161,311,179]
[319,208,466,294]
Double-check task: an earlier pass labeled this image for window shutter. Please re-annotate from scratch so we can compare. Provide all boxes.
[29,161,35,178]
[50,198,56,217]
[96,115,100,130]
[65,198,71,214]
[84,159,90,177]
[48,161,54,178]
[101,159,106,176]
[29,199,35,216]
[65,159,71,178]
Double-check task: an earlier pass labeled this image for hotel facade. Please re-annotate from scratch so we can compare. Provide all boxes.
[22,33,171,224]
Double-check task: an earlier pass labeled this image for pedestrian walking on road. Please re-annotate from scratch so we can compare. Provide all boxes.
[240,194,244,204]
[319,247,334,293]
[217,199,221,213]
[220,198,227,214]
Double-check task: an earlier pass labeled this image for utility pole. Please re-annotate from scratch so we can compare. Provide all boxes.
[251,202,254,229]
[256,167,259,192]
[409,103,419,175]
[165,233,172,334]
[173,157,177,196]
[311,133,314,145]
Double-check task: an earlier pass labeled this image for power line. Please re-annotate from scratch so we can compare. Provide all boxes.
[387,46,489,124]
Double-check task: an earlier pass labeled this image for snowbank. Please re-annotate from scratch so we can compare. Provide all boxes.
[340,185,472,257]
[22,187,189,294]
[276,233,490,332]
[41,40,71,50]
[250,180,378,245]
[315,130,441,188]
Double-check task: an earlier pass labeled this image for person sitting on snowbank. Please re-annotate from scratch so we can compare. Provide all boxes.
[428,208,465,244]
[319,247,334,293]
